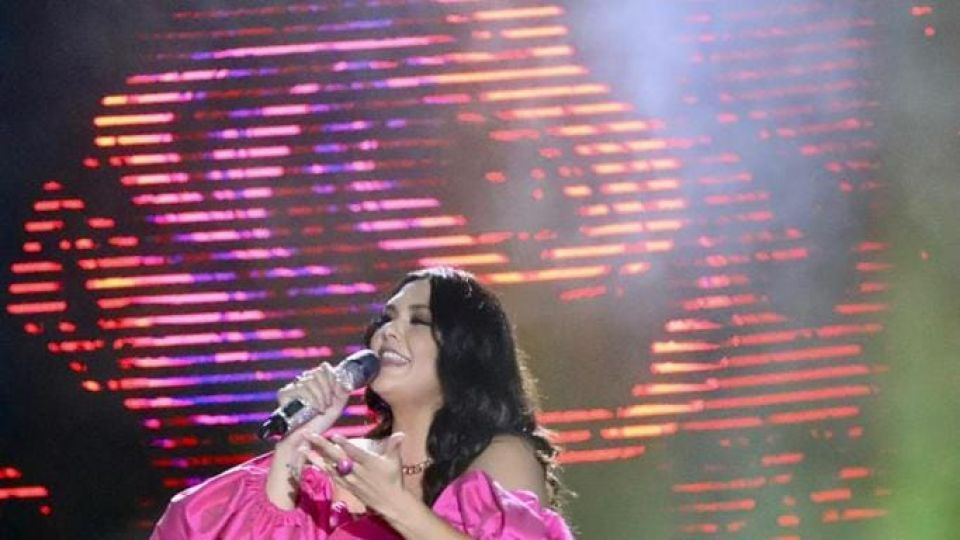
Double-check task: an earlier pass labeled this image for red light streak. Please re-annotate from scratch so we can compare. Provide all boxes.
[673,476,766,494]
[705,386,871,411]
[0,486,49,500]
[679,498,756,513]
[810,488,852,503]
[24,220,64,232]
[762,453,804,467]
[9,281,62,294]
[768,406,860,425]
[11,261,62,274]
[7,301,67,315]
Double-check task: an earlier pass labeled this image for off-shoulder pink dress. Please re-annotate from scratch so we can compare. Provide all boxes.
[151,453,574,539]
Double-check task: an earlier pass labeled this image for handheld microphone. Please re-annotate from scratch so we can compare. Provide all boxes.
[257,349,380,440]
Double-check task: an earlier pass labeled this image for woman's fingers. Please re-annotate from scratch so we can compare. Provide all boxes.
[301,377,329,410]
[304,433,347,462]
[330,435,376,465]
[320,363,350,399]
[276,363,345,412]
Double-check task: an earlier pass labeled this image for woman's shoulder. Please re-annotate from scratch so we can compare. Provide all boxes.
[466,433,547,501]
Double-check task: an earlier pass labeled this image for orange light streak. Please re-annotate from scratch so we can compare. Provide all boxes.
[556,445,645,464]
[681,417,764,431]
[418,253,508,267]
[472,6,564,21]
[601,423,679,439]
[594,158,682,175]
[704,386,871,411]
[652,340,720,353]
[482,265,609,284]
[94,112,175,127]
[389,65,586,88]
[95,133,174,147]
[666,318,724,332]
[378,235,475,251]
[482,84,608,102]
[632,382,717,397]
[501,26,568,39]
[601,178,681,194]
[825,508,888,522]
[498,101,630,120]
[718,365,871,389]
[549,119,664,137]
[617,403,703,416]
[726,344,863,368]
[550,430,591,444]
[537,408,614,424]
[768,406,860,425]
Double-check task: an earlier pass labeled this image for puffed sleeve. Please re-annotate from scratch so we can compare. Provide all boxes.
[431,470,575,540]
[150,452,336,540]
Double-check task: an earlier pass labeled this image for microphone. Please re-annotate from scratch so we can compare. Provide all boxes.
[257,349,380,440]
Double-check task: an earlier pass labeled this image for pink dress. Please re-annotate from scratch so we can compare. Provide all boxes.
[151,453,574,539]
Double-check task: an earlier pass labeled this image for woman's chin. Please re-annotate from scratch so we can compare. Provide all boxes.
[370,375,401,399]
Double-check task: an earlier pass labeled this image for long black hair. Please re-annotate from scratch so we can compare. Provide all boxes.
[363,267,565,507]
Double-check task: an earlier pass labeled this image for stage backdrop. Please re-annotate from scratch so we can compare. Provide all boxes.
[1,1,948,538]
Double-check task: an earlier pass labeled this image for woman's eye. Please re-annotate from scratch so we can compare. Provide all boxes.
[411,317,431,326]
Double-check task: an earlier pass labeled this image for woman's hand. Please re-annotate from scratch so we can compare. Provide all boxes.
[301,432,409,516]
[273,363,352,456]
[266,362,352,510]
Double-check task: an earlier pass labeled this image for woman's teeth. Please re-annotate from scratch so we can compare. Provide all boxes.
[381,350,409,366]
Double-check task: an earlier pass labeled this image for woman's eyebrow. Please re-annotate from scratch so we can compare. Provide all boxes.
[383,303,430,313]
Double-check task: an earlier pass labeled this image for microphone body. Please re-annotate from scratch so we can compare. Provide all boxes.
[257,349,380,440]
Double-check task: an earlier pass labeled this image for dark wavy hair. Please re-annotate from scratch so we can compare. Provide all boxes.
[362,267,565,507]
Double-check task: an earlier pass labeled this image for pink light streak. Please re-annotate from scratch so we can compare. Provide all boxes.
[207,35,455,60]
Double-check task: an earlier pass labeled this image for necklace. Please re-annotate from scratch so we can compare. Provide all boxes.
[401,458,433,475]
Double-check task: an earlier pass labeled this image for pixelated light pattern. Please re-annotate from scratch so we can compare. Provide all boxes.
[5,0,904,534]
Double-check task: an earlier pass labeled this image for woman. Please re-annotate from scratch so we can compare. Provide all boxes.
[151,267,574,539]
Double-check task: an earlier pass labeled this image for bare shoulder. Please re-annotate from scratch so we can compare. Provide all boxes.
[467,434,547,502]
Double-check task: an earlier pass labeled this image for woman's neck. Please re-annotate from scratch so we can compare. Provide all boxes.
[390,404,436,465]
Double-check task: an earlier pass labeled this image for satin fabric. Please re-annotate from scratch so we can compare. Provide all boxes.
[151,453,574,539]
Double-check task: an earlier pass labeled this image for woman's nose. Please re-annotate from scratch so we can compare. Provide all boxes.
[380,318,402,342]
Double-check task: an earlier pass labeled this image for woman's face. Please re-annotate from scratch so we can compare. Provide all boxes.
[369,279,443,410]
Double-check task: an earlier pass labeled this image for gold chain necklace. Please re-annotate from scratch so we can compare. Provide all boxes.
[401,458,433,475]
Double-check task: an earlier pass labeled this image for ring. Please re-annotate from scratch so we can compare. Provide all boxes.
[335,458,354,476]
